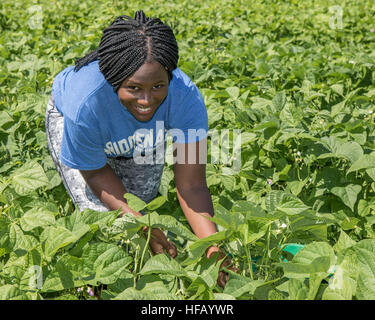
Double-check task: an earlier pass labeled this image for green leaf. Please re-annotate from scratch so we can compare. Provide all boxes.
[226,87,240,100]
[277,256,331,278]
[213,293,236,300]
[124,193,147,212]
[347,153,375,173]
[288,279,309,300]
[69,224,99,257]
[9,224,38,251]
[322,276,353,300]
[53,294,79,300]
[42,255,86,292]
[293,242,336,266]
[146,196,167,211]
[193,256,222,288]
[246,219,272,244]
[265,190,286,212]
[333,230,356,252]
[355,273,375,300]
[220,174,236,192]
[336,141,363,164]
[331,184,361,211]
[113,285,176,300]
[81,242,132,285]
[183,230,232,266]
[351,240,375,281]
[317,138,363,164]
[186,276,213,300]
[10,161,49,195]
[81,208,118,228]
[278,242,335,279]
[223,274,263,298]
[0,111,13,128]
[158,167,174,197]
[140,254,187,277]
[136,212,197,241]
[20,207,55,231]
[307,273,326,300]
[0,285,30,300]
[357,199,372,217]
[40,226,80,258]
[56,209,91,238]
[276,197,310,215]
[331,84,344,96]
[272,92,287,111]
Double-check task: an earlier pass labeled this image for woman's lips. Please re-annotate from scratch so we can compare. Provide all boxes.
[134,105,152,115]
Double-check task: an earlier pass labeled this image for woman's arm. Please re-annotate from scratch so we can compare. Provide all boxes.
[80,163,141,217]
[173,140,239,287]
[173,140,220,257]
[80,164,177,257]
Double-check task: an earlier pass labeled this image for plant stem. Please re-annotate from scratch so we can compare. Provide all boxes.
[138,213,152,280]
[263,225,271,281]
[244,242,254,280]
[133,245,139,288]
[139,226,151,274]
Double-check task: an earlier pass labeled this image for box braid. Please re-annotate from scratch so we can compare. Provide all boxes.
[74,10,179,92]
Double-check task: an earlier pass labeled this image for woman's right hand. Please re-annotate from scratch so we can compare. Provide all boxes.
[143,227,177,258]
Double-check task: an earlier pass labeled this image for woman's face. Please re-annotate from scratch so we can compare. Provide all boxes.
[117,60,169,122]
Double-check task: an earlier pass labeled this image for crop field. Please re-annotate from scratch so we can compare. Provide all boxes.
[1,0,375,300]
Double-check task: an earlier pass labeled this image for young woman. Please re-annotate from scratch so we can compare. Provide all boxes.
[45,10,235,287]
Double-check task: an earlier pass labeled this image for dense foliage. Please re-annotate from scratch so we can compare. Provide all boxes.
[1,0,375,300]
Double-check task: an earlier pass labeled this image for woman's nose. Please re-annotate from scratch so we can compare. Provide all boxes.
[137,91,152,106]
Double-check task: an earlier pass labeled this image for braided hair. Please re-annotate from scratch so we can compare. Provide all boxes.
[74,10,179,93]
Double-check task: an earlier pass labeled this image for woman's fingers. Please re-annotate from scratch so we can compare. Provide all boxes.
[148,228,178,258]
[213,253,240,288]
[217,271,228,288]
[149,239,164,255]
[167,241,177,258]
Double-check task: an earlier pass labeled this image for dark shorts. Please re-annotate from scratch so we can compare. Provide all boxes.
[44,94,165,212]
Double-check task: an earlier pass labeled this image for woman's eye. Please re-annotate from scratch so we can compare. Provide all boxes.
[128,86,138,90]
[154,85,163,89]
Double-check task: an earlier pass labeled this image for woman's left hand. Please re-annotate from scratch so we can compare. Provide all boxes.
[207,246,239,288]
[143,227,178,258]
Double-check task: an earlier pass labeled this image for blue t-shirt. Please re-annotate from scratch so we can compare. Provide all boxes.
[51,60,208,170]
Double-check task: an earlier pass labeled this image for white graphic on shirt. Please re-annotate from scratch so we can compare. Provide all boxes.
[104,121,166,157]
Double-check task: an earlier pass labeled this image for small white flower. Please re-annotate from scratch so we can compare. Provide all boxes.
[349,60,355,64]
[297,151,301,156]
[369,110,373,114]
[280,223,287,229]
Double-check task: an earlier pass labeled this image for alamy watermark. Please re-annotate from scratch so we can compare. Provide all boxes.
[28,5,43,30]
[28,265,43,290]
[328,265,344,291]
[103,121,242,175]
[329,5,343,30]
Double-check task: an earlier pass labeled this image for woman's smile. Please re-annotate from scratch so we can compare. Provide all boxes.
[134,105,153,114]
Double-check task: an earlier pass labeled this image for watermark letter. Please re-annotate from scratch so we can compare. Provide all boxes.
[329,5,343,30]
[28,265,43,290]
[28,5,43,30]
